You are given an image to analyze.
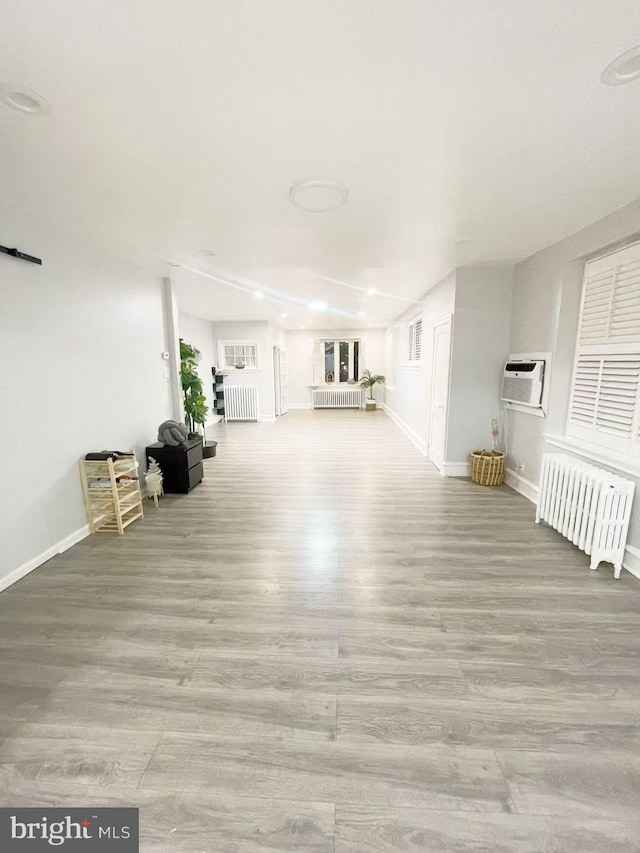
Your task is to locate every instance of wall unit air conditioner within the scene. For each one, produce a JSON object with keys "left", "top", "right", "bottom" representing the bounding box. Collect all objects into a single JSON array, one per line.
[{"left": 501, "top": 360, "right": 545, "bottom": 408}]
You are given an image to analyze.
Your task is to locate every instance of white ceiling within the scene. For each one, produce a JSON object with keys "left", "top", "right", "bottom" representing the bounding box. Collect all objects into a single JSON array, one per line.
[{"left": 2, "top": 0, "right": 640, "bottom": 329}]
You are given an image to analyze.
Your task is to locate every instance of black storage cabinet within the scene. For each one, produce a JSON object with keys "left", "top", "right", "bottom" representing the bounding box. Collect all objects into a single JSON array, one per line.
[{"left": 145, "top": 438, "right": 203, "bottom": 494}]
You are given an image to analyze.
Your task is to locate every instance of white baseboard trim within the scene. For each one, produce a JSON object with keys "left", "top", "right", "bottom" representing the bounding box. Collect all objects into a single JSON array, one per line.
[
  {"left": 623, "top": 544, "right": 640, "bottom": 580},
  {"left": 0, "top": 523, "right": 90, "bottom": 594},
  {"left": 441, "top": 462, "right": 470, "bottom": 477},
  {"left": 382, "top": 404, "right": 427, "bottom": 456},
  {"left": 504, "top": 467, "right": 540, "bottom": 503},
  {"left": 504, "top": 467, "right": 639, "bottom": 581}
]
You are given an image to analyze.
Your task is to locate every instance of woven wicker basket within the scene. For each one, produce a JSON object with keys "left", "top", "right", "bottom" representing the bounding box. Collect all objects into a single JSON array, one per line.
[{"left": 470, "top": 450, "right": 505, "bottom": 486}]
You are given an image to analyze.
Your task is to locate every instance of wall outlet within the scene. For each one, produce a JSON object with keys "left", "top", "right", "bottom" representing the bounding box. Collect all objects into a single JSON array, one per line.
[{"left": 516, "top": 462, "right": 525, "bottom": 475}]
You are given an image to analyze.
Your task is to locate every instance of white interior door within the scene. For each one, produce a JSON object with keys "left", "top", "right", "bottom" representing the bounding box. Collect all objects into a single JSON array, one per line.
[
  {"left": 428, "top": 317, "right": 452, "bottom": 471},
  {"left": 279, "top": 348, "right": 289, "bottom": 415},
  {"left": 274, "top": 346, "right": 288, "bottom": 417},
  {"left": 273, "top": 346, "right": 282, "bottom": 417}
]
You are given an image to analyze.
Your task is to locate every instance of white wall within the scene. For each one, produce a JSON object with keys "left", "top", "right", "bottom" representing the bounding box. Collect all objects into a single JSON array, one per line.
[
  {"left": 178, "top": 313, "right": 217, "bottom": 425},
  {"left": 211, "top": 320, "right": 278, "bottom": 420},
  {"left": 385, "top": 273, "right": 456, "bottom": 453},
  {"left": 508, "top": 198, "right": 640, "bottom": 569},
  {"left": 0, "top": 205, "right": 173, "bottom": 589},
  {"left": 285, "top": 328, "right": 386, "bottom": 409}
]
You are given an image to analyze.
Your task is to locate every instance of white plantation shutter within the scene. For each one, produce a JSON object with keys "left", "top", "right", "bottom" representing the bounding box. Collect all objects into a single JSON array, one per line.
[
  {"left": 568, "top": 242, "right": 640, "bottom": 453},
  {"left": 415, "top": 319, "right": 423, "bottom": 360},
  {"left": 612, "top": 258, "right": 640, "bottom": 339},
  {"left": 408, "top": 316, "right": 423, "bottom": 361}
]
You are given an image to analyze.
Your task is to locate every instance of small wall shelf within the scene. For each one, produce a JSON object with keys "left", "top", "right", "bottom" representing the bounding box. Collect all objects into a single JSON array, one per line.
[{"left": 79, "top": 455, "right": 144, "bottom": 534}]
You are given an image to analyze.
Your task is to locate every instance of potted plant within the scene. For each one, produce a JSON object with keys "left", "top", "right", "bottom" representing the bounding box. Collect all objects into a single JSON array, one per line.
[
  {"left": 359, "top": 369, "right": 385, "bottom": 411},
  {"left": 179, "top": 339, "right": 217, "bottom": 456}
]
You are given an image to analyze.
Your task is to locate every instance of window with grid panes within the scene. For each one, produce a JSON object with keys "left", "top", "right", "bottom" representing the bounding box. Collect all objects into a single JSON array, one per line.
[
  {"left": 321, "top": 339, "right": 360, "bottom": 383},
  {"left": 219, "top": 341, "right": 260, "bottom": 370}
]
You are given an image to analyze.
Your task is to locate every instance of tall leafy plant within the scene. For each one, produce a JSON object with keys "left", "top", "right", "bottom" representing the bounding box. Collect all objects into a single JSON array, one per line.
[
  {"left": 180, "top": 339, "right": 208, "bottom": 436},
  {"left": 359, "top": 369, "right": 385, "bottom": 399}
]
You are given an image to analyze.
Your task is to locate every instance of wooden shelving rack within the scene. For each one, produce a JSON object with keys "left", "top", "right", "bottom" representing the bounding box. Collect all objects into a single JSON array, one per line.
[{"left": 79, "top": 454, "right": 144, "bottom": 534}]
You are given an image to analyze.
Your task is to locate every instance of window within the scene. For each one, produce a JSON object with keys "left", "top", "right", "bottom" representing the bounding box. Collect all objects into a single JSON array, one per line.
[
  {"left": 322, "top": 339, "right": 360, "bottom": 383},
  {"left": 408, "top": 317, "right": 423, "bottom": 361},
  {"left": 218, "top": 341, "right": 260, "bottom": 370},
  {"left": 567, "top": 242, "right": 640, "bottom": 455}
]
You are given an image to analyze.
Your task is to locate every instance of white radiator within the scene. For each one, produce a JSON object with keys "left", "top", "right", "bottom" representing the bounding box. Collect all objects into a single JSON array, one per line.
[
  {"left": 225, "top": 385, "right": 259, "bottom": 421},
  {"left": 535, "top": 453, "right": 634, "bottom": 578},
  {"left": 312, "top": 387, "right": 363, "bottom": 409}
]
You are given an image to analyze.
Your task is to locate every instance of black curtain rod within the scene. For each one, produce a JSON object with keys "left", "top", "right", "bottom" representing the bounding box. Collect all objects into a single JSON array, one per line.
[{"left": 0, "top": 244, "right": 43, "bottom": 265}]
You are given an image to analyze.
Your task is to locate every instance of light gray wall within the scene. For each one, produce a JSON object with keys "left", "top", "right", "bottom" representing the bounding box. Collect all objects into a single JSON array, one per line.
[
  {"left": 386, "top": 266, "right": 512, "bottom": 465},
  {"left": 178, "top": 313, "right": 217, "bottom": 426},
  {"left": 447, "top": 266, "right": 513, "bottom": 464},
  {"left": 508, "top": 198, "right": 640, "bottom": 556},
  {"left": 385, "top": 273, "right": 456, "bottom": 452},
  {"left": 0, "top": 204, "right": 173, "bottom": 587}
]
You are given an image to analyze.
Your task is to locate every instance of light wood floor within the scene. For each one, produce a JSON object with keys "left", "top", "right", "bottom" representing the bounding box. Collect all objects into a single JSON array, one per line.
[{"left": 1, "top": 410, "right": 640, "bottom": 851}]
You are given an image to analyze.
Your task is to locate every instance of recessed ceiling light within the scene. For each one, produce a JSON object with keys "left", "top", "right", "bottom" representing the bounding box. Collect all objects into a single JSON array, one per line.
[
  {"left": 309, "top": 300, "right": 327, "bottom": 311},
  {"left": 366, "top": 287, "right": 377, "bottom": 295},
  {"left": 602, "top": 45, "right": 640, "bottom": 85},
  {"left": 198, "top": 249, "right": 217, "bottom": 257},
  {"left": 358, "top": 311, "right": 366, "bottom": 317},
  {"left": 454, "top": 238, "right": 472, "bottom": 247},
  {"left": 281, "top": 312, "right": 288, "bottom": 319},
  {"left": 254, "top": 291, "right": 265, "bottom": 300},
  {"left": 0, "top": 85, "right": 50, "bottom": 115},
  {"left": 289, "top": 180, "right": 349, "bottom": 213},
  {"left": 301, "top": 325, "right": 306, "bottom": 329}
]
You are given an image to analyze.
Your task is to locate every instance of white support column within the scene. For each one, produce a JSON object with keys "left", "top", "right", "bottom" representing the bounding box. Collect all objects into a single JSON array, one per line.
[{"left": 162, "top": 276, "right": 184, "bottom": 423}]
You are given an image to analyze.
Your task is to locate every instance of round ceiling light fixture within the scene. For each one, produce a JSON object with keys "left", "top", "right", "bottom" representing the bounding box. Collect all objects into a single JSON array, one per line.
[
  {"left": 0, "top": 84, "right": 50, "bottom": 115},
  {"left": 602, "top": 45, "right": 640, "bottom": 85},
  {"left": 289, "top": 180, "right": 349, "bottom": 213}
]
